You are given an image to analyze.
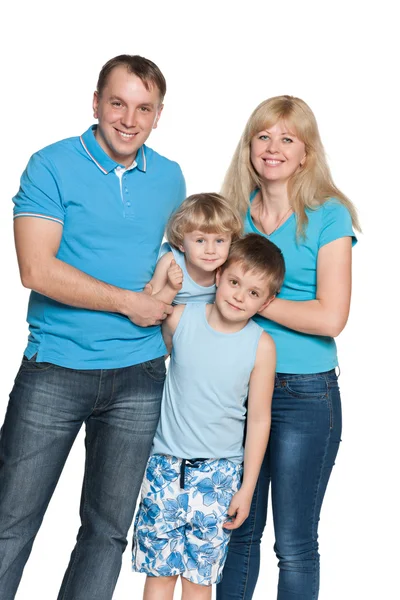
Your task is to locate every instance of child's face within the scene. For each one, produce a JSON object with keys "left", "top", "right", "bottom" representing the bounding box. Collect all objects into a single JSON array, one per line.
[
  {"left": 179, "top": 231, "right": 232, "bottom": 273},
  {"left": 215, "top": 262, "right": 273, "bottom": 323}
]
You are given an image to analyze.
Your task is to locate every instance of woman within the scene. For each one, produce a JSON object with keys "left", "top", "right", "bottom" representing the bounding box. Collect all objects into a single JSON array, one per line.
[{"left": 217, "top": 96, "right": 360, "bottom": 600}]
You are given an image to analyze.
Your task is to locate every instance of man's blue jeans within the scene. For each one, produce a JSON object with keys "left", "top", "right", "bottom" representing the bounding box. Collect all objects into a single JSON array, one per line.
[
  {"left": 0, "top": 354, "right": 166, "bottom": 600},
  {"left": 217, "top": 370, "right": 341, "bottom": 600}
]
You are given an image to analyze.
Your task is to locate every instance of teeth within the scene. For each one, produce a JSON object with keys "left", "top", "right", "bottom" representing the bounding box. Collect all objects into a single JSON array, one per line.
[
  {"left": 265, "top": 159, "right": 281, "bottom": 165},
  {"left": 119, "top": 131, "right": 135, "bottom": 138}
]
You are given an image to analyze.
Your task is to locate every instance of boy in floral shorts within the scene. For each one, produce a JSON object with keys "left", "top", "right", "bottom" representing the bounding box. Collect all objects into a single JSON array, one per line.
[{"left": 132, "top": 235, "right": 285, "bottom": 599}]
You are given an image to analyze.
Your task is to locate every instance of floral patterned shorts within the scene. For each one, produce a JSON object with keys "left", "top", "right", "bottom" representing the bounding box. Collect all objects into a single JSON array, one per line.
[{"left": 132, "top": 453, "right": 243, "bottom": 586}]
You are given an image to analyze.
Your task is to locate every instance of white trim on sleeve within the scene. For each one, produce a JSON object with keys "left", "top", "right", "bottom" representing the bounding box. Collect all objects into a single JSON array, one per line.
[{"left": 13, "top": 213, "right": 64, "bottom": 225}]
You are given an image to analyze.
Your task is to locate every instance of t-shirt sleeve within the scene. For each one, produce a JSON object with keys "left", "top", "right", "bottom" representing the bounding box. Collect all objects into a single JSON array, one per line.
[
  {"left": 318, "top": 200, "right": 357, "bottom": 249},
  {"left": 12, "top": 152, "right": 65, "bottom": 225}
]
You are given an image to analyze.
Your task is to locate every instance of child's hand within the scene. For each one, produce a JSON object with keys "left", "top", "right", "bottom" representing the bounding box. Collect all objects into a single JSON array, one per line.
[
  {"left": 167, "top": 260, "right": 183, "bottom": 291},
  {"left": 223, "top": 488, "right": 253, "bottom": 530}
]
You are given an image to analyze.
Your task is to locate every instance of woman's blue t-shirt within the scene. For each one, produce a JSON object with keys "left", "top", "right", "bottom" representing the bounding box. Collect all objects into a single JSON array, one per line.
[{"left": 245, "top": 193, "right": 357, "bottom": 374}]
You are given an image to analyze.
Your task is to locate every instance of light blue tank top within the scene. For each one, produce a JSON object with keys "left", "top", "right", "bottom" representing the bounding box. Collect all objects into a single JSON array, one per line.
[
  {"left": 245, "top": 193, "right": 357, "bottom": 374},
  {"left": 158, "top": 242, "right": 216, "bottom": 304},
  {"left": 152, "top": 303, "right": 264, "bottom": 461}
]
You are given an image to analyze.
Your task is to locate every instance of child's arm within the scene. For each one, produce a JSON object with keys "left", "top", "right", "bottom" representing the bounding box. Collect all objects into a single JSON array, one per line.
[
  {"left": 224, "top": 332, "right": 276, "bottom": 530},
  {"left": 161, "top": 304, "right": 186, "bottom": 354},
  {"left": 145, "top": 252, "right": 183, "bottom": 304}
]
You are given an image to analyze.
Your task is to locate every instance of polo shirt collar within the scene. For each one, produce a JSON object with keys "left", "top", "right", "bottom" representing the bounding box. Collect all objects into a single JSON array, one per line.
[{"left": 80, "top": 125, "right": 147, "bottom": 174}]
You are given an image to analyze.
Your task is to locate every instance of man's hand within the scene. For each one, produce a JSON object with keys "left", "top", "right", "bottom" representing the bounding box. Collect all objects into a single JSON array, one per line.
[
  {"left": 223, "top": 488, "right": 253, "bottom": 530},
  {"left": 123, "top": 290, "right": 173, "bottom": 327},
  {"left": 166, "top": 259, "right": 183, "bottom": 291}
]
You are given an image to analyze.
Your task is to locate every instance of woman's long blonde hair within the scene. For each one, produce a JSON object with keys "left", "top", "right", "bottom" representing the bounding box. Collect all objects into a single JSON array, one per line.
[{"left": 221, "top": 95, "right": 361, "bottom": 236}]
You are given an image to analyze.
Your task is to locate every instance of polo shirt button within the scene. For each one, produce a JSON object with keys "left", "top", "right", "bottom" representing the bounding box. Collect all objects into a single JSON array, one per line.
[
  {"left": 125, "top": 189, "right": 129, "bottom": 193},
  {"left": 127, "top": 202, "right": 131, "bottom": 207}
]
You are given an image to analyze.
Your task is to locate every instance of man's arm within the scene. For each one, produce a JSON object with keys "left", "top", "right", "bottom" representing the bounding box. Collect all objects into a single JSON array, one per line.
[
  {"left": 14, "top": 217, "right": 172, "bottom": 327},
  {"left": 224, "top": 332, "right": 276, "bottom": 529},
  {"left": 146, "top": 252, "right": 183, "bottom": 304}
]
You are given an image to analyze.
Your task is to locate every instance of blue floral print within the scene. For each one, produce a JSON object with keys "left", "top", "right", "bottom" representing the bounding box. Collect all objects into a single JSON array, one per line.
[
  {"left": 132, "top": 454, "right": 242, "bottom": 585},
  {"left": 140, "top": 498, "right": 160, "bottom": 525},
  {"left": 186, "top": 541, "right": 221, "bottom": 578},
  {"left": 196, "top": 472, "right": 234, "bottom": 507},
  {"left": 136, "top": 527, "right": 168, "bottom": 560},
  {"left": 146, "top": 454, "right": 179, "bottom": 490},
  {"left": 163, "top": 494, "right": 189, "bottom": 525},
  {"left": 192, "top": 510, "right": 218, "bottom": 541},
  {"left": 166, "top": 551, "right": 186, "bottom": 572}
]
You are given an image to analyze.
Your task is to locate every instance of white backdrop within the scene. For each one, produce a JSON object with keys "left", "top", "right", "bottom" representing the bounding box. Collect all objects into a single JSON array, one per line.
[{"left": 1, "top": 1, "right": 398, "bottom": 598}]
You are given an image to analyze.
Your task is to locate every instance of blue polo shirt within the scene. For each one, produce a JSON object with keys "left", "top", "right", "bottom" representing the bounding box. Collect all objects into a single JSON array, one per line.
[
  {"left": 13, "top": 125, "right": 186, "bottom": 369},
  {"left": 245, "top": 192, "right": 357, "bottom": 374}
]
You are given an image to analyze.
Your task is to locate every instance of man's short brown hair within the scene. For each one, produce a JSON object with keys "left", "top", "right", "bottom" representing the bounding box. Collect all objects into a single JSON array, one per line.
[{"left": 97, "top": 55, "right": 166, "bottom": 102}]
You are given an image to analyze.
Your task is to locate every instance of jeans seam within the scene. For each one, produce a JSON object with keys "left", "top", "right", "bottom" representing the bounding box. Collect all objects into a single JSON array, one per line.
[
  {"left": 324, "top": 375, "right": 334, "bottom": 430},
  {"left": 241, "top": 480, "right": 261, "bottom": 600},
  {"left": 310, "top": 421, "right": 331, "bottom": 600},
  {"left": 93, "top": 370, "right": 104, "bottom": 410},
  {"left": 59, "top": 431, "right": 91, "bottom": 599}
]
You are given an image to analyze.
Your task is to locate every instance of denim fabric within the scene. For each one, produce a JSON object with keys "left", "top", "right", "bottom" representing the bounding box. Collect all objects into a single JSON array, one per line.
[
  {"left": 0, "top": 355, "right": 166, "bottom": 600},
  {"left": 217, "top": 370, "right": 341, "bottom": 600}
]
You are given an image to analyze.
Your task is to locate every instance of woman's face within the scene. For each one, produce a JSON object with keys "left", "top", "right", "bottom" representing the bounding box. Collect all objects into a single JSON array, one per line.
[{"left": 250, "top": 120, "right": 306, "bottom": 185}]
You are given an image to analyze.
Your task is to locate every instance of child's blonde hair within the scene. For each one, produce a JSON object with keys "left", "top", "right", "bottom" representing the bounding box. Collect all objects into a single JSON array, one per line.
[{"left": 166, "top": 193, "right": 243, "bottom": 249}]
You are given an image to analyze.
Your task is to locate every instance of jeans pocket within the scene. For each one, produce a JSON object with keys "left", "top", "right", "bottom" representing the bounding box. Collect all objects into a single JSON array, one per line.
[
  {"left": 20, "top": 354, "right": 56, "bottom": 372},
  {"left": 141, "top": 357, "right": 167, "bottom": 382},
  {"left": 284, "top": 377, "right": 328, "bottom": 399}
]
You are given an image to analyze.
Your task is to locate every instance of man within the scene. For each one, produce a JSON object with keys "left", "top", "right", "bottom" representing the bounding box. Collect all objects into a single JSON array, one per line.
[{"left": 0, "top": 55, "right": 185, "bottom": 600}]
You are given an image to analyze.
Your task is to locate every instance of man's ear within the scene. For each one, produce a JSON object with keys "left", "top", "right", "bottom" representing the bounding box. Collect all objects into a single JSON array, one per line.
[
  {"left": 153, "top": 104, "right": 164, "bottom": 129},
  {"left": 258, "top": 294, "right": 275, "bottom": 313},
  {"left": 93, "top": 91, "right": 99, "bottom": 119}
]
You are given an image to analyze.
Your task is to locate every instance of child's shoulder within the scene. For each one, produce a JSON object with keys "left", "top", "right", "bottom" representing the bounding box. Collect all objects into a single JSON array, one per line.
[
  {"left": 158, "top": 242, "right": 186, "bottom": 267},
  {"left": 172, "top": 303, "right": 187, "bottom": 319},
  {"left": 157, "top": 250, "right": 174, "bottom": 266},
  {"left": 158, "top": 241, "right": 174, "bottom": 262},
  {"left": 255, "top": 331, "right": 276, "bottom": 361},
  {"left": 171, "top": 302, "right": 207, "bottom": 329},
  {"left": 166, "top": 302, "right": 190, "bottom": 328},
  {"left": 163, "top": 303, "right": 187, "bottom": 341}
]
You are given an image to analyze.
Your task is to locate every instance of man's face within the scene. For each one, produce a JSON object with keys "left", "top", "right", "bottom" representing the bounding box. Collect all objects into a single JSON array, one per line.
[{"left": 93, "top": 65, "right": 163, "bottom": 167}]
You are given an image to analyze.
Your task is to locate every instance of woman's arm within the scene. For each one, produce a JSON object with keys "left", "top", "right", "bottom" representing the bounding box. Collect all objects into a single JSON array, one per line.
[{"left": 259, "top": 237, "right": 352, "bottom": 337}]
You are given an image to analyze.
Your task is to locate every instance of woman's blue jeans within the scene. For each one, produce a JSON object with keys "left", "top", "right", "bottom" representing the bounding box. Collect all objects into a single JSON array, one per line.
[
  {"left": 0, "top": 355, "right": 166, "bottom": 600},
  {"left": 217, "top": 370, "right": 341, "bottom": 600}
]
